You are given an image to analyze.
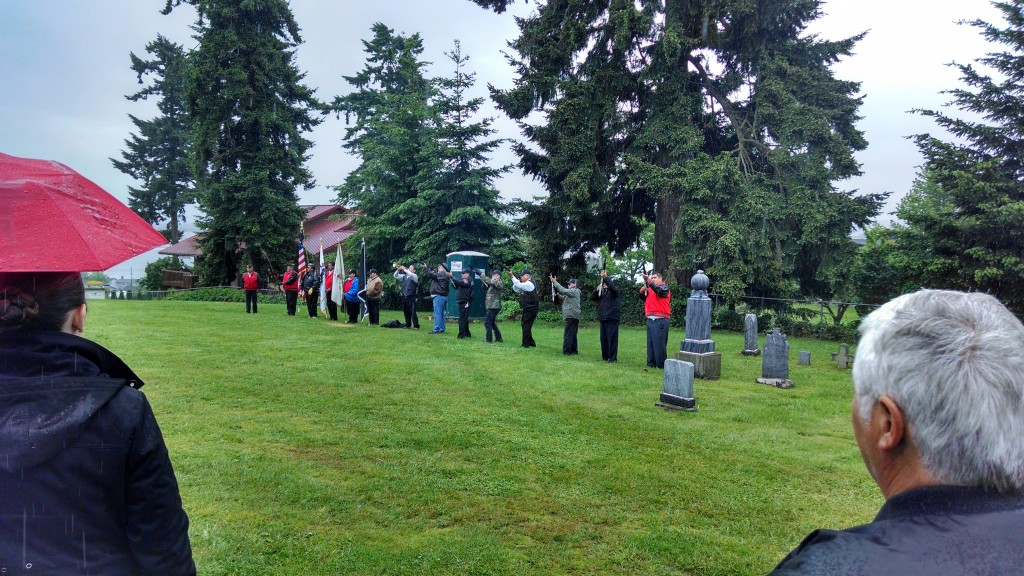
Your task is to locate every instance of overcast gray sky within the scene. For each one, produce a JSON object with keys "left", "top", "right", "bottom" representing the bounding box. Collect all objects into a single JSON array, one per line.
[{"left": 0, "top": 1, "right": 1002, "bottom": 277}]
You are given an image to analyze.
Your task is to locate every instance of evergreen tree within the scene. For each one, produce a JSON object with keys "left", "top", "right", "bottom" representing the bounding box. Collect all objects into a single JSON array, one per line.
[
  {"left": 407, "top": 40, "right": 511, "bottom": 258},
  {"left": 111, "top": 35, "right": 194, "bottom": 244},
  {"left": 333, "top": 23, "right": 435, "bottom": 266},
  {"left": 910, "top": 0, "right": 1024, "bottom": 313},
  {"left": 163, "top": 0, "right": 321, "bottom": 285},
  {"left": 473, "top": 0, "right": 883, "bottom": 301}
]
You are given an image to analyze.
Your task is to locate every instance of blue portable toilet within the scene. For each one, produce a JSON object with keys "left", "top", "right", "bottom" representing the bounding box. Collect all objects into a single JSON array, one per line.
[{"left": 445, "top": 251, "right": 489, "bottom": 320}]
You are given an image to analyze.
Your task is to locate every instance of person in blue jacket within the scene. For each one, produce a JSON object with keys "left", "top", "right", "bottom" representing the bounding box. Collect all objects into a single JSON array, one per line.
[
  {"left": 0, "top": 271, "right": 195, "bottom": 575},
  {"left": 343, "top": 269, "right": 361, "bottom": 324}
]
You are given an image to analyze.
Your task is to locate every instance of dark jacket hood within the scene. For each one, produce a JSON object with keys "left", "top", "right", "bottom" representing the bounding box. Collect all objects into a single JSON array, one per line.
[{"left": 0, "top": 330, "right": 145, "bottom": 472}]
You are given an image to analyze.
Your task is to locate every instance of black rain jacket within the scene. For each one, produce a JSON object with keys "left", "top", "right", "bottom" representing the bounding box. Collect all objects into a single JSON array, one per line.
[{"left": 0, "top": 330, "right": 195, "bottom": 575}]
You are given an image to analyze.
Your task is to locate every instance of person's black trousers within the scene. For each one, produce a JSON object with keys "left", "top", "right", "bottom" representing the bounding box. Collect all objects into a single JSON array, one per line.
[
  {"left": 306, "top": 292, "right": 319, "bottom": 317},
  {"left": 367, "top": 299, "right": 380, "bottom": 325},
  {"left": 646, "top": 317, "right": 669, "bottom": 368},
  {"left": 485, "top": 309, "right": 502, "bottom": 342},
  {"left": 245, "top": 290, "right": 258, "bottom": 313},
  {"left": 345, "top": 299, "right": 359, "bottom": 323},
  {"left": 403, "top": 295, "right": 419, "bottom": 328},
  {"left": 562, "top": 318, "right": 579, "bottom": 355},
  {"left": 599, "top": 320, "right": 619, "bottom": 361},
  {"left": 457, "top": 301, "right": 472, "bottom": 338},
  {"left": 285, "top": 290, "right": 298, "bottom": 315},
  {"left": 326, "top": 298, "right": 338, "bottom": 321},
  {"left": 520, "top": 306, "right": 538, "bottom": 347}
]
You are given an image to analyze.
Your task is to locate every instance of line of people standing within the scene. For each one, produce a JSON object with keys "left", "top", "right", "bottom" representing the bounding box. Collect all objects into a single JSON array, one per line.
[{"left": 279, "top": 260, "right": 671, "bottom": 370}]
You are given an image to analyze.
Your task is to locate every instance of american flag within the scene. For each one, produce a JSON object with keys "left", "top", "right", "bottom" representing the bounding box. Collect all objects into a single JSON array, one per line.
[
  {"left": 297, "top": 226, "right": 307, "bottom": 276},
  {"left": 297, "top": 226, "right": 307, "bottom": 300}
]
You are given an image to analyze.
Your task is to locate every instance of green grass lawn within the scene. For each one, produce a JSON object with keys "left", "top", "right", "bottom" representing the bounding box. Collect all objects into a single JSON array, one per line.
[{"left": 86, "top": 300, "right": 879, "bottom": 575}]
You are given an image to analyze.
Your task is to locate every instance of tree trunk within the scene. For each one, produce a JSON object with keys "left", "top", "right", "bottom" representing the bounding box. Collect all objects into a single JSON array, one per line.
[{"left": 653, "top": 192, "right": 679, "bottom": 280}]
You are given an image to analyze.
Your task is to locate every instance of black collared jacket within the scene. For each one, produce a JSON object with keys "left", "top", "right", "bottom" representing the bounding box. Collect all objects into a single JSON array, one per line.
[{"left": 769, "top": 485, "right": 1024, "bottom": 575}]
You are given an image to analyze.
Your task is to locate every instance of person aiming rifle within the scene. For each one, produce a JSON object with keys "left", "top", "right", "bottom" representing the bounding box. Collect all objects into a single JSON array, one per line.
[
  {"left": 509, "top": 268, "right": 539, "bottom": 348},
  {"left": 392, "top": 262, "right": 420, "bottom": 329}
]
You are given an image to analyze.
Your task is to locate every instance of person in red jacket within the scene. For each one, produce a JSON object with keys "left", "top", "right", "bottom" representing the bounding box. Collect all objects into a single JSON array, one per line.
[
  {"left": 640, "top": 271, "right": 671, "bottom": 368},
  {"left": 242, "top": 264, "right": 260, "bottom": 314},
  {"left": 281, "top": 264, "right": 299, "bottom": 316}
]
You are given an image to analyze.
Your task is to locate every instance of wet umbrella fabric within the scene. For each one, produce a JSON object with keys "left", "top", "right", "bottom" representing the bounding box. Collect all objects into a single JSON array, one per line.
[{"left": 0, "top": 152, "right": 167, "bottom": 272}]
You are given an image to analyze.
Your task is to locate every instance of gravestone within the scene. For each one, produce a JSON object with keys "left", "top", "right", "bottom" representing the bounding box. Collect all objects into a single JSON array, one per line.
[
  {"left": 756, "top": 328, "right": 794, "bottom": 388},
  {"left": 798, "top": 351, "right": 811, "bottom": 365},
  {"left": 656, "top": 359, "right": 697, "bottom": 411},
  {"left": 831, "top": 343, "right": 855, "bottom": 369},
  {"left": 742, "top": 313, "right": 760, "bottom": 356},
  {"left": 675, "top": 270, "right": 722, "bottom": 379}
]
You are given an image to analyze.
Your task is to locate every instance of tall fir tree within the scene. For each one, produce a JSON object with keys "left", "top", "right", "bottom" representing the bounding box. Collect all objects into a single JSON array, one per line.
[
  {"left": 163, "top": 0, "right": 321, "bottom": 285},
  {"left": 111, "top": 35, "right": 194, "bottom": 245},
  {"left": 407, "top": 40, "right": 511, "bottom": 259},
  {"left": 910, "top": 0, "right": 1024, "bottom": 313},
  {"left": 473, "top": 0, "right": 883, "bottom": 301},
  {"left": 333, "top": 23, "right": 435, "bottom": 266}
]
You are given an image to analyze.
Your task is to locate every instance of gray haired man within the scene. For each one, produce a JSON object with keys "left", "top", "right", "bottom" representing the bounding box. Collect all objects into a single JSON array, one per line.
[{"left": 770, "top": 289, "right": 1024, "bottom": 575}]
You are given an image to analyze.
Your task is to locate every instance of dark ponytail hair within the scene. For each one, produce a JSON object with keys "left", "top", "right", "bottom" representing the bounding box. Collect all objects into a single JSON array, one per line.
[{"left": 0, "top": 272, "right": 85, "bottom": 332}]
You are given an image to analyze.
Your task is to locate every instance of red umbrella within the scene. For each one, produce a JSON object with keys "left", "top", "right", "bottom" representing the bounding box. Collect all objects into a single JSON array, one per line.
[{"left": 0, "top": 152, "right": 168, "bottom": 272}]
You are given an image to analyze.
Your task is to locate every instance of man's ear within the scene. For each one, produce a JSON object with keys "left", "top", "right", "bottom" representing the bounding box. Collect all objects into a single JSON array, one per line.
[
  {"left": 68, "top": 303, "right": 88, "bottom": 334},
  {"left": 876, "top": 395, "right": 906, "bottom": 451}
]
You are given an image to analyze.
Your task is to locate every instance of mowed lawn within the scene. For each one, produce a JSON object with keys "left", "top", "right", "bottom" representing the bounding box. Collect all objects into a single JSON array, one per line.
[{"left": 86, "top": 299, "right": 879, "bottom": 575}]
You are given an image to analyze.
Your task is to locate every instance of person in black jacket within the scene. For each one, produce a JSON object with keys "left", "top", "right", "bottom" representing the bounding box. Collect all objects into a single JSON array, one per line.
[
  {"left": 591, "top": 270, "right": 621, "bottom": 362},
  {"left": 452, "top": 269, "right": 475, "bottom": 339},
  {"left": 301, "top": 265, "right": 321, "bottom": 318},
  {"left": 770, "top": 290, "right": 1024, "bottom": 575},
  {"left": 0, "top": 271, "right": 195, "bottom": 575}
]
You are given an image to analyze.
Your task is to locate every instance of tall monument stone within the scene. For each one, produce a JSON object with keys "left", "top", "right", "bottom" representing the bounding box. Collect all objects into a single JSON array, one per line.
[
  {"left": 742, "top": 313, "right": 760, "bottom": 355},
  {"left": 675, "top": 270, "right": 722, "bottom": 379}
]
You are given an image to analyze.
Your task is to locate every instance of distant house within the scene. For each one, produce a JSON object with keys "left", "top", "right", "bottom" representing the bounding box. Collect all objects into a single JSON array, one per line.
[{"left": 160, "top": 204, "right": 359, "bottom": 263}]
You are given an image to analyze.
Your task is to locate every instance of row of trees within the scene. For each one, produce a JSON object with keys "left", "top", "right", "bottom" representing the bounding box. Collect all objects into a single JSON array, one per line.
[
  {"left": 844, "top": 1, "right": 1024, "bottom": 315},
  {"left": 113, "top": 0, "right": 1023, "bottom": 314}
]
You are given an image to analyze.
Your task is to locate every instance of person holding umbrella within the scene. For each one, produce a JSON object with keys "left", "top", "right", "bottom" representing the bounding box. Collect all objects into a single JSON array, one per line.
[{"left": 0, "top": 153, "right": 195, "bottom": 574}]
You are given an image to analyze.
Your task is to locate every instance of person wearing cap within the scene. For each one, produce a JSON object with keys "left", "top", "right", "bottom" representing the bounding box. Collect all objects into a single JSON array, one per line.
[
  {"left": 640, "top": 271, "right": 671, "bottom": 368},
  {"left": 242, "top": 263, "right": 260, "bottom": 314},
  {"left": 452, "top": 269, "right": 475, "bottom": 338},
  {"left": 301, "top": 263, "right": 321, "bottom": 318},
  {"left": 550, "top": 275, "right": 582, "bottom": 355},
  {"left": 393, "top": 263, "right": 420, "bottom": 329},
  {"left": 343, "top": 269, "right": 361, "bottom": 324},
  {"left": 510, "top": 268, "right": 539, "bottom": 347},
  {"left": 324, "top": 262, "right": 338, "bottom": 321},
  {"left": 592, "top": 270, "right": 621, "bottom": 362},
  {"left": 480, "top": 270, "right": 504, "bottom": 343},
  {"left": 281, "top": 264, "right": 299, "bottom": 316},
  {"left": 364, "top": 269, "right": 383, "bottom": 325},
  {"left": 0, "top": 272, "right": 196, "bottom": 574},
  {"left": 424, "top": 263, "right": 451, "bottom": 334}
]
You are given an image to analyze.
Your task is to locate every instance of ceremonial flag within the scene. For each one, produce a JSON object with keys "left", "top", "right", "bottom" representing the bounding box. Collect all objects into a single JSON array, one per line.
[
  {"left": 297, "top": 226, "right": 307, "bottom": 301},
  {"left": 331, "top": 244, "right": 345, "bottom": 306},
  {"left": 358, "top": 238, "right": 368, "bottom": 321},
  {"left": 319, "top": 241, "right": 327, "bottom": 316}
]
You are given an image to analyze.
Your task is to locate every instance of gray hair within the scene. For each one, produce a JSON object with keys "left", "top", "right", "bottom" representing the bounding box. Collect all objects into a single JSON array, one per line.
[{"left": 853, "top": 289, "right": 1024, "bottom": 492}]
